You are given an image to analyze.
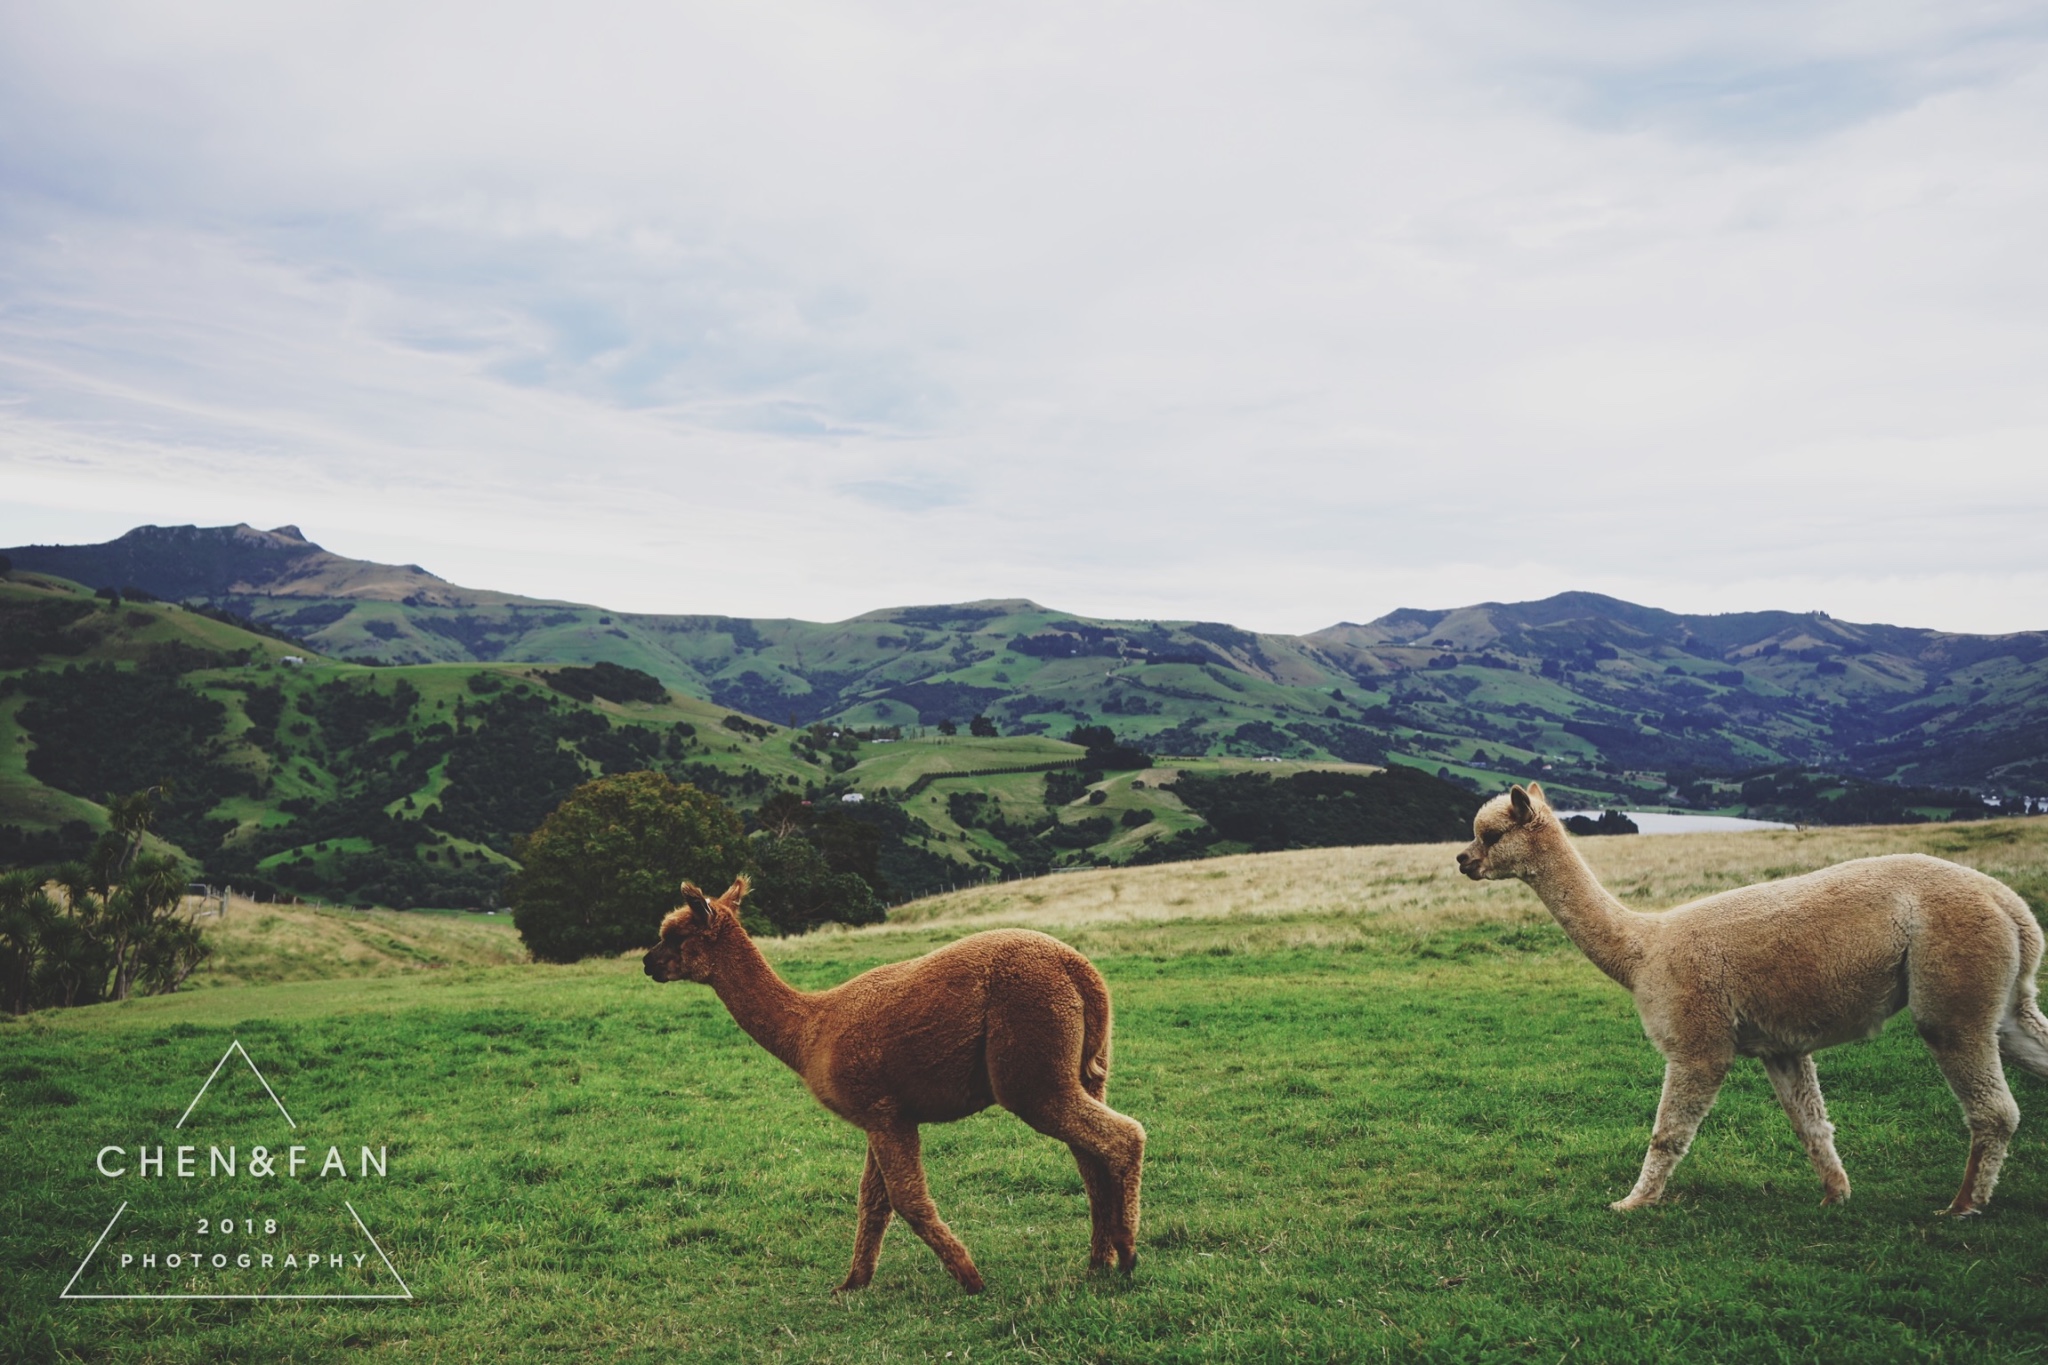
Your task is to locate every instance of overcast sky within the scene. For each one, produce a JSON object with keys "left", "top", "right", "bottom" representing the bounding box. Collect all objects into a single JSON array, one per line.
[{"left": 3, "top": 2, "right": 2046, "bottom": 634}]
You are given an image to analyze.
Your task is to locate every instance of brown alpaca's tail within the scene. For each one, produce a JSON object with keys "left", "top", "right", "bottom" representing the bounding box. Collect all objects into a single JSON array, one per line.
[{"left": 1064, "top": 955, "right": 1114, "bottom": 1101}]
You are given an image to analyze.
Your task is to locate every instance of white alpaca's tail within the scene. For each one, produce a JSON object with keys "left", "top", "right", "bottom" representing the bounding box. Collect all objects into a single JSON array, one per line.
[
  {"left": 2001, "top": 999, "right": 2048, "bottom": 1080},
  {"left": 1994, "top": 884, "right": 2048, "bottom": 1080}
]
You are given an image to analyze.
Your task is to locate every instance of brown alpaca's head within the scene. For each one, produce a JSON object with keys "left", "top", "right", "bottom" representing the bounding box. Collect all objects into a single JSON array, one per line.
[
  {"left": 643, "top": 877, "right": 750, "bottom": 983},
  {"left": 1457, "top": 782, "right": 1552, "bottom": 881}
]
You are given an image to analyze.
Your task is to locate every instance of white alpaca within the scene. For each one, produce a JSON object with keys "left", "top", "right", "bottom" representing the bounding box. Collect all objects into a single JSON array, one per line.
[{"left": 1458, "top": 783, "right": 2048, "bottom": 1213}]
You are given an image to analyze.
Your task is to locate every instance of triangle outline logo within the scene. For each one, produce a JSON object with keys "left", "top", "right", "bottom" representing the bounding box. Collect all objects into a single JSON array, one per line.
[
  {"left": 57, "top": 1039, "right": 414, "bottom": 1302},
  {"left": 177, "top": 1039, "right": 297, "bottom": 1130}
]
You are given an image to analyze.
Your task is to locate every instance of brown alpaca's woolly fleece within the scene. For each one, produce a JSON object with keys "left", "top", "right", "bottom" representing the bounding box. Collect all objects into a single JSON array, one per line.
[
  {"left": 1460, "top": 783, "right": 2048, "bottom": 1215},
  {"left": 643, "top": 877, "right": 1145, "bottom": 1293}
]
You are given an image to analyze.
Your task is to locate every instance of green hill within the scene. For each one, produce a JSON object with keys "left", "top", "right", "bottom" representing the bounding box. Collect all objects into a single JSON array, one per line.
[
  {"left": 0, "top": 572, "right": 1480, "bottom": 909},
  {"left": 9, "top": 524, "right": 2045, "bottom": 819}
]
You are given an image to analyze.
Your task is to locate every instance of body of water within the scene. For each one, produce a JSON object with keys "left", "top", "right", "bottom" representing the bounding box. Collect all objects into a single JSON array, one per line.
[{"left": 1557, "top": 810, "right": 1796, "bottom": 835}]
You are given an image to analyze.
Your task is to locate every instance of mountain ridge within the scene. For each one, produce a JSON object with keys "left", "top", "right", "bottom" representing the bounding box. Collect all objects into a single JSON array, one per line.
[{"left": 8, "top": 523, "right": 2048, "bottom": 799}]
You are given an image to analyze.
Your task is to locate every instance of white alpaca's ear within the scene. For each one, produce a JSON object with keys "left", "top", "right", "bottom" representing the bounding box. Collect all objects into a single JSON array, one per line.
[
  {"left": 1509, "top": 785, "right": 1534, "bottom": 823},
  {"left": 1526, "top": 781, "right": 1548, "bottom": 809}
]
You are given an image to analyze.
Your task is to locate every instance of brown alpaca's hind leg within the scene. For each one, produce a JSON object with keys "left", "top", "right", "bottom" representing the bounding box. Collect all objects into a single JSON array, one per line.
[
  {"left": 1011, "top": 1092, "right": 1145, "bottom": 1272},
  {"left": 868, "top": 1125, "right": 984, "bottom": 1293},
  {"left": 1922, "top": 1035, "right": 2020, "bottom": 1215},
  {"left": 836, "top": 1143, "right": 893, "bottom": 1293},
  {"left": 1068, "top": 1145, "right": 1116, "bottom": 1268},
  {"left": 987, "top": 1003, "right": 1146, "bottom": 1272},
  {"left": 1762, "top": 1054, "right": 1851, "bottom": 1204}
]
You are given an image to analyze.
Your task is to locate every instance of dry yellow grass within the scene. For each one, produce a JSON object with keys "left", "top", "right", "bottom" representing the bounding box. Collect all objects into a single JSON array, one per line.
[
  {"left": 186, "top": 897, "right": 527, "bottom": 988},
  {"left": 170, "top": 820, "right": 2048, "bottom": 984},
  {"left": 788, "top": 817, "right": 2048, "bottom": 963}
]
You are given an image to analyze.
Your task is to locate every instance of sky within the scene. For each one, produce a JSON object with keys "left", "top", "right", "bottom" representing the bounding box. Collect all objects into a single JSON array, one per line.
[{"left": 2, "top": 1, "right": 2047, "bottom": 635}]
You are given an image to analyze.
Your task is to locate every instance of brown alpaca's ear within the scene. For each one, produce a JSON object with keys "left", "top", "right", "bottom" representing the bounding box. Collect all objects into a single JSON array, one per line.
[
  {"left": 718, "top": 875, "right": 750, "bottom": 909},
  {"left": 1509, "top": 785, "right": 1534, "bottom": 823},
  {"left": 680, "top": 882, "right": 715, "bottom": 930}
]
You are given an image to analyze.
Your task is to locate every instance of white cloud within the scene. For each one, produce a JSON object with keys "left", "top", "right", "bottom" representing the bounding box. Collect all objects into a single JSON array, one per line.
[{"left": 2, "top": 0, "right": 2046, "bottom": 633}]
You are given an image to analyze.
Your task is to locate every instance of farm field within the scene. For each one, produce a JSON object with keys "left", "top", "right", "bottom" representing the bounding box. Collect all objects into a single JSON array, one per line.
[
  {"left": 181, "top": 898, "right": 526, "bottom": 989},
  {"left": 5, "top": 820, "right": 2048, "bottom": 1362}
]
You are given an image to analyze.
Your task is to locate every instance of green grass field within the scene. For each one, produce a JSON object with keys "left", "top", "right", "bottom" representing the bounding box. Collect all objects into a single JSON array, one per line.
[{"left": 7, "top": 826, "right": 2048, "bottom": 1361}]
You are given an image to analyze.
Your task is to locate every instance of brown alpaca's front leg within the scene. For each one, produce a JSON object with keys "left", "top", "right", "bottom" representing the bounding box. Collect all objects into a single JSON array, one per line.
[
  {"left": 869, "top": 1126, "right": 984, "bottom": 1293},
  {"left": 1612, "top": 1055, "right": 1729, "bottom": 1211},
  {"left": 836, "top": 1143, "right": 893, "bottom": 1293}
]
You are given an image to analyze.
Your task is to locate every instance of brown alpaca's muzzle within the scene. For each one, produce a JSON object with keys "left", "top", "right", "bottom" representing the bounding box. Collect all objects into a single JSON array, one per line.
[{"left": 643, "top": 942, "right": 684, "bottom": 981}]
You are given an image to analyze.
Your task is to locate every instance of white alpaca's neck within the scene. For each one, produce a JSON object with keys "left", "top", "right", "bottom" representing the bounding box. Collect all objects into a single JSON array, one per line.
[{"left": 1521, "top": 823, "right": 1648, "bottom": 990}]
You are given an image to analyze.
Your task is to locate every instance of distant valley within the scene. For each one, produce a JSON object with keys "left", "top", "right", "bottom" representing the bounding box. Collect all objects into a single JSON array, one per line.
[
  {"left": 2, "top": 522, "right": 2042, "bottom": 913},
  {"left": 11, "top": 522, "right": 2047, "bottom": 803}
]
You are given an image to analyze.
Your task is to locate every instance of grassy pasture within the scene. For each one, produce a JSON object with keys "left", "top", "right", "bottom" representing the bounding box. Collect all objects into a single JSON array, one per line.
[
  {"left": 183, "top": 898, "right": 527, "bottom": 990},
  {"left": 5, "top": 822, "right": 2048, "bottom": 1361}
]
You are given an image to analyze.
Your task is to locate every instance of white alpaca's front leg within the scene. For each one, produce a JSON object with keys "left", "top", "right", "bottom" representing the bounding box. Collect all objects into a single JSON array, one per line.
[
  {"left": 1762, "top": 1053, "right": 1851, "bottom": 1204},
  {"left": 1613, "top": 1056, "right": 1729, "bottom": 1211}
]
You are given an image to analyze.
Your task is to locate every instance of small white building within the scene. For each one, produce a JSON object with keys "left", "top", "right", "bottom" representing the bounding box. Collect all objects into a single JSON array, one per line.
[{"left": 839, "top": 792, "right": 866, "bottom": 804}]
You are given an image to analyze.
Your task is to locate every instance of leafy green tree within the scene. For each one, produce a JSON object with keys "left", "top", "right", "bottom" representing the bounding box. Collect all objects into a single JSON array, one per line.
[
  {"left": 936, "top": 719, "right": 957, "bottom": 736},
  {"left": 0, "top": 870, "right": 59, "bottom": 1015},
  {"left": 745, "top": 833, "right": 881, "bottom": 937},
  {"left": 508, "top": 771, "right": 748, "bottom": 962},
  {"left": 969, "top": 714, "right": 998, "bottom": 737},
  {"left": 49, "top": 848, "right": 201, "bottom": 1003},
  {"left": 1, "top": 794, "right": 207, "bottom": 1011}
]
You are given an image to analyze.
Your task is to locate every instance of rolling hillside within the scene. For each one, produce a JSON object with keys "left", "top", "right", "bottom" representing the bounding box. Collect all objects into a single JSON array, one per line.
[
  {"left": 9, "top": 524, "right": 2046, "bottom": 815},
  {"left": 0, "top": 571, "right": 1478, "bottom": 909}
]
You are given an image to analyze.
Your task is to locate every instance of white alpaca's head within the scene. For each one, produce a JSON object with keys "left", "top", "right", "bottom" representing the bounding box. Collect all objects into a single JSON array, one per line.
[{"left": 1456, "top": 783, "right": 1554, "bottom": 881}]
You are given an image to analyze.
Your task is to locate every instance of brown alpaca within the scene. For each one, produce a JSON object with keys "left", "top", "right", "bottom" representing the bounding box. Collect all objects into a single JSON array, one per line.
[
  {"left": 642, "top": 877, "right": 1145, "bottom": 1292},
  {"left": 1459, "top": 783, "right": 2048, "bottom": 1214}
]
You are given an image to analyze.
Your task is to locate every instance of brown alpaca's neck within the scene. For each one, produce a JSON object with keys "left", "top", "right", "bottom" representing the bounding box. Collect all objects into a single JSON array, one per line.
[
  {"left": 707, "top": 926, "right": 817, "bottom": 1072},
  {"left": 1522, "top": 824, "right": 1647, "bottom": 990}
]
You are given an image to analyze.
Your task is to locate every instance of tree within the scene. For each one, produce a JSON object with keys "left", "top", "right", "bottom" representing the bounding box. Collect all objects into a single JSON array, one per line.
[
  {"left": 745, "top": 833, "right": 881, "bottom": 937},
  {"left": 936, "top": 719, "right": 957, "bottom": 736},
  {"left": 0, "top": 870, "right": 59, "bottom": 1015},
  {"left": 1065, "top": 725, "right": 1152, "bottom": 770},
  {"left": 60, "top": 855, "right": 194, "bottom": 1001},
  {"left": 969, "top": 714, "right": 998, "bottom": 737},
  {"left": 508, "top": 771, "right": 748, "bottom": 963},
  {"left": 1565, "top": 810, "right": 1639, "bottom": 836}
]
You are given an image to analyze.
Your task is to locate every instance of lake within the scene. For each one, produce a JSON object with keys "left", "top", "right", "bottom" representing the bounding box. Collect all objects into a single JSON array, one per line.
[{"left": 1556, "top": 810, "right": 1796, "bottom": 835}]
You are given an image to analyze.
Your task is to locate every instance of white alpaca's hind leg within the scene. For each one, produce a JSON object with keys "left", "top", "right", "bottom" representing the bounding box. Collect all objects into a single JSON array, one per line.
[
  {"left": 1762, "top": 1054, "right": 1850, "bottom": 1204},
  {"left": 1925, "top": 1037, "right": 2020, "bottom": 1215},
  {"left": 1613, "top": 1055, "right": 1729, "bottom": 1212}
]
